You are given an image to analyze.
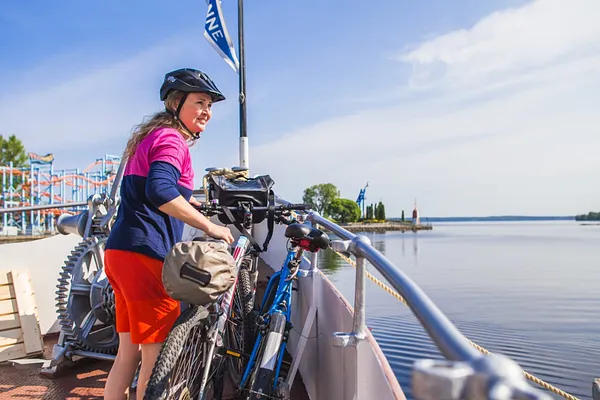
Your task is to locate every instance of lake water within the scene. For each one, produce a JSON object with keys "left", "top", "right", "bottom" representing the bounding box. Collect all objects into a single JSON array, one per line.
[{"left": 317, "top": 221, "right": 600, "bottom": 400}]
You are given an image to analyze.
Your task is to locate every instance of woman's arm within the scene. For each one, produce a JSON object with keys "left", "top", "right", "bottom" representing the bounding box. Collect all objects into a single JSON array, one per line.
[
  {"left": 159, "top": 196, "right": 233, "bottom": 243},
  {"left": 146, "top": 161, "right": 234, "bottom": 243},
  {"left": 159, "top": 195, "right": 212, "bottom": 231}
]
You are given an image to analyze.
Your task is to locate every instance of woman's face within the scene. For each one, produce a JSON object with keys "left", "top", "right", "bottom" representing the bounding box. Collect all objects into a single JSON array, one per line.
[{"left": 179, "top": 92, "right": 213, "bottom": 133}]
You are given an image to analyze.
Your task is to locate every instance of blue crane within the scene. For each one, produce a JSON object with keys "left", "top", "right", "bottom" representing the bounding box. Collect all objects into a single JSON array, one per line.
[{"left": 356, "top": 181, "right": 369, "bottom": 218}]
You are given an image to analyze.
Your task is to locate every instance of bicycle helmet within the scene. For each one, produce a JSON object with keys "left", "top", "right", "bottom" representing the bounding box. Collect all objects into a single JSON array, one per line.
[
  {"left": 160, "top": 68, "right": 225, "bottom": 102},
  {"left": 159, "top": 68, "right": 225, "bottom": 139}
]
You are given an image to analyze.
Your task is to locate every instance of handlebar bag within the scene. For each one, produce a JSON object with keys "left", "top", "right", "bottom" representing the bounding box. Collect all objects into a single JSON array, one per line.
[
  {"left": 162, "top": 238, "right": 236, "bottom": 306},
  {"left": 207, "top": 174, "right": 275, "bottom": 224}
]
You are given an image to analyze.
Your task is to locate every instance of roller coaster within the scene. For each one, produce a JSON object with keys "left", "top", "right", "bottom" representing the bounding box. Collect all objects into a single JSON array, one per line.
[{"left": 0, "top": 153, "right": 122, "bottom": 235}]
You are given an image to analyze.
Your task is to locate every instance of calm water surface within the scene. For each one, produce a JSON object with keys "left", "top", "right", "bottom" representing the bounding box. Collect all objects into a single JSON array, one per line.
[{"left": 317, "top": 221, "right": 600, "bottom": 399}]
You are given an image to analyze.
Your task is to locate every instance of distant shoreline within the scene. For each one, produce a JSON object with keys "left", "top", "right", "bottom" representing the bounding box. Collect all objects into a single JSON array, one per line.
[
  {"left": 389, "top": 216, "right": 575, "bottom": 222},
  {"left": 341, "top": 222, "right": 433, "bottom": 233}
]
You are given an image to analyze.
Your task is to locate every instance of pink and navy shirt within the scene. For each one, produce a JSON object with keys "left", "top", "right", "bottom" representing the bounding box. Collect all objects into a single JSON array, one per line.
[{"left": 106, "top": 127, "right": 195, "bottom": 261}]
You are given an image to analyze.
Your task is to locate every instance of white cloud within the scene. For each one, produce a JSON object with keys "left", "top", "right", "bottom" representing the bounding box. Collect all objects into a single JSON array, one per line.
[
  {"left": 399, "top": 0, "right": 600, "bottom": 91},
  {"left": 249, "top": 0, "right": 600, "bottom": 217},
  {"left": 0, "top": 43, "right": 172, "bottom": 153},
  {"left": 0, "top": 33, "right": 240, "bottom": 158}
]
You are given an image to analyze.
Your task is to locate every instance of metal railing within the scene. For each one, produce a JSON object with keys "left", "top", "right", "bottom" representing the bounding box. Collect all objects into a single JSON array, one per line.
[
  {"left": 301, "top": 208, "right": 553, "bottom": 400},
  {"left": 0, "top": 201, "right": 89, "bottom": 214}
]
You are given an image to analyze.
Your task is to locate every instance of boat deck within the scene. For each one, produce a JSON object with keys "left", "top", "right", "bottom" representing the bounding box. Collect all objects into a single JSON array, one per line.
[
  {"left": 0, "top": 334, "right": 109, "bottom": 399},
  {"left": 0, "top": 258, "right": 311, "bottom": 400},
  {"left": 0, "top": 335, "right": 310, "bottom": 400}
]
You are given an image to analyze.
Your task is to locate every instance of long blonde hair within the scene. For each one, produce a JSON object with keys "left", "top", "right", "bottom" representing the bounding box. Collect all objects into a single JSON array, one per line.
[{"left": 123, "top": 90, "right": 192, "bottom": 161}]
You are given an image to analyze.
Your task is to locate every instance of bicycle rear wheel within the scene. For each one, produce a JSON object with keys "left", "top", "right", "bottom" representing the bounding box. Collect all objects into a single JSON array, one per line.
[{"left": 143, "top": 305, "right": 211, "bottom": 400}]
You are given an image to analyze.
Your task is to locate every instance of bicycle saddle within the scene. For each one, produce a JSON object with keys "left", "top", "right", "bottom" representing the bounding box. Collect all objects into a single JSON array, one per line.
[{"left": 284, "top": 223, "right": 330, "bottom": 250}]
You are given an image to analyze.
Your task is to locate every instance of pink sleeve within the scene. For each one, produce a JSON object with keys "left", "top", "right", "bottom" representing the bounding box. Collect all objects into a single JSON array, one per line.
[{"left": 147, "top": 128, "right": 187, "bottom": 173}]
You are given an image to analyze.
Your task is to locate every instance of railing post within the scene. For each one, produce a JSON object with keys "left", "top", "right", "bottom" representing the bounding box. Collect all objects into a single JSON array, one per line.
[
  {"left": 352, "top": 255, "right": 366, "bottom": 338},
  {"left": 330, "top": 235, "right": 370, "bottom": 400}
]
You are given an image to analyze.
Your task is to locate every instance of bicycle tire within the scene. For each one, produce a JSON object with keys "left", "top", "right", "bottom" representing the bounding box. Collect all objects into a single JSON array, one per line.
[
  {"left": 227, "top": 264, "right": 256, "bottom": 384},
  {"left": 239, "top": 262, "right": 257, "bottom": 357},
  {"left": 143, "top": 305, "right": 210, "bottom": 400}
]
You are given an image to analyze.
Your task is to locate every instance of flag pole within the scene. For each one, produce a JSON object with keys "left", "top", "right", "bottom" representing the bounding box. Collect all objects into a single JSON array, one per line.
[
  {"left": 237, "top": 0, "right": 249, "bottom": 170},
  {"left": 203, "top": 0, "right": 246, "bottom": 168}
]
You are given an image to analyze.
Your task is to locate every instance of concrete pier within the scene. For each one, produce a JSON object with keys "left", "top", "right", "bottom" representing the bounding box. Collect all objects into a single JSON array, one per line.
[{"left": 341, "top": 222, "right": 433, "bottom": 233}]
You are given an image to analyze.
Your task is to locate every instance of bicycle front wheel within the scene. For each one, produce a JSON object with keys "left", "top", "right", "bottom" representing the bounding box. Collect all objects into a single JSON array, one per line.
[{"left": 143, "top": 305, "right": 210, "bottom": 400}]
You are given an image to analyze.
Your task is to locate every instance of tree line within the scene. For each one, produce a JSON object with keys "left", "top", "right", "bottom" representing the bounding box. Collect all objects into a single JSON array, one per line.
[
  {"left": 365, "top": 203, "right": 386, "bottom": 220},
  {"left": 0, "top": 134, "right": 28, "bottom": 168},
  {"left": 575, "top": 212, "right": 600, "bottom": 221},
  {"left": 302, "top": 183, "right": 386, "bottom": 224}
]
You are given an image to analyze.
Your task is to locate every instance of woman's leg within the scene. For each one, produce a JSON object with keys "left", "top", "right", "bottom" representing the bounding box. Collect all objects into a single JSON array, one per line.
[
  {"left": 104, "top": 249, "right": 140, "bottom": 399},
  {"left": 105, "top": 250, "right": 180, "bottom": 399},
  {"left": 104, "top": 333, "right": 141, "bottom": 400},
  {"left": 136, "top": 343, "right": 163, "bottom": 400}
]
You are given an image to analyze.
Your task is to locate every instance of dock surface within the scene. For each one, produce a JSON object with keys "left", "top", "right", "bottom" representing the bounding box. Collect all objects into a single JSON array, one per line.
[{"left": 0, "top": 334, "right": 109, "bottom": 399}]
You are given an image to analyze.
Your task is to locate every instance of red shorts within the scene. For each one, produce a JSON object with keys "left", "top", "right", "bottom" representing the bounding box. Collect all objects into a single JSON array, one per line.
[{"left": 104, "top": 249, "right": 180, "bottom": 344}]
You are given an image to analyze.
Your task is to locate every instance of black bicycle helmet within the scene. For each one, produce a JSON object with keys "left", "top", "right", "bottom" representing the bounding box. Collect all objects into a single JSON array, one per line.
[{"left": 160, "top": 68, "right": 225, "bottom": 102}]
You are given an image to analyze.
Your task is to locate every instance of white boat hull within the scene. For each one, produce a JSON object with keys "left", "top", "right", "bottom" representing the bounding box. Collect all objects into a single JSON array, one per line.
[{"left": 240, "top": 221, "right": 405, "bottom": 400}]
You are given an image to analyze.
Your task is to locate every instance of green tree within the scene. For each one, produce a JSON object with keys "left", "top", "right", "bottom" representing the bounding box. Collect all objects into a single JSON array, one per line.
[
  {"left": 0, "top": 134, "right": 28, "bottom": 167},
  {"left": 302, "top": 183, "right": 339, "bottom": 217},
  {"left": 375, "top": 201, "right": 386, "bottom": 220},
  {"left": 329, "top": 198, "right": 361, "bottom": 223},
  {"left": 575, "top": 212, "right": 600, "bottom": 221},
  {"left": 366, "top": 204, "right": 374, "bottom": 219},
  {"left": 401, "top": 210, "right": 405, "bottom": 222}
]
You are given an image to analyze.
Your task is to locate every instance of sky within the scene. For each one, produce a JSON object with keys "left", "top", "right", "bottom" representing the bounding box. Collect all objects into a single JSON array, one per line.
[{"left": 1, "top": 0, "right": 599, "bottom": 217}]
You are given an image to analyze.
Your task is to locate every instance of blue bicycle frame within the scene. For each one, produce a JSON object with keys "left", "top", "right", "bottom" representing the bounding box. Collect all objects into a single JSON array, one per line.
[{"left": 239, "top": 247, "right": 299, "bottom": 390}]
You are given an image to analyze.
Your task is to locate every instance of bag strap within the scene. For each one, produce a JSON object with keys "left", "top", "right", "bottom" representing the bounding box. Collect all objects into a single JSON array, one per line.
[
  {"left": 222, "top": 206, "right": 263, "bottom": 253},
  {"left": 262, "top": 189, "right": 275, "bottom": 251}
]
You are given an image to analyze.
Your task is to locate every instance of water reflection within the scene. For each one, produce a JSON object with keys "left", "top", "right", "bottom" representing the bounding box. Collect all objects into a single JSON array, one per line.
[
  {"left": 372, "top": 236, "right": 386, "bottom": 255},
  {"left": 400, "top": 232, "right": 419, "bottom": 263},
  {"left": 318, "top": 247, "right": 342, "bottom": 273},
  {"left": 317, "top": 231, "right": 422, "bottom": 274},
  {"left": 324, "top": 223, "right": 600, "bottom": 399}
]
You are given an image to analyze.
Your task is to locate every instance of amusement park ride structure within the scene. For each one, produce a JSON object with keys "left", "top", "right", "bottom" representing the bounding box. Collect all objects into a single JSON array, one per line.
[
  {"left": 0, "top": 152, "right": 122, "bottom": 235},
  {"left": 356, "top": 181, "right": 368, "bottom": 218}
]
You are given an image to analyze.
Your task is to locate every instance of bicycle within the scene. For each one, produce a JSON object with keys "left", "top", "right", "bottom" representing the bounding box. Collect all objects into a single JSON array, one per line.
[
  {"left": 143, "top": 201, "right": 309, "bottom": 400},
  {"left": 238, "top": 219, "right": 331, "bottom": 399}
]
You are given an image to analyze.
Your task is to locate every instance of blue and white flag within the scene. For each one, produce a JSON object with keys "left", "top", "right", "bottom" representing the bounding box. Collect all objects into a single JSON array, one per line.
[{"left": 204, "top": 0, "right": 240, "bottom": 74}]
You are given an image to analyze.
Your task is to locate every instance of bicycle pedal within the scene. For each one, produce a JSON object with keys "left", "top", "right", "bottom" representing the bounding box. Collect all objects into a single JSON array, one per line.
[{"left": 218, "top": 346, "right": 245, "bottom": 359}]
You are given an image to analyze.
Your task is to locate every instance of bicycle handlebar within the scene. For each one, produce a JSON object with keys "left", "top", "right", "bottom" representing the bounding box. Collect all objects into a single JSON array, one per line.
[{"left": 193, "top": 202, "right": 310, "bottom": 214}]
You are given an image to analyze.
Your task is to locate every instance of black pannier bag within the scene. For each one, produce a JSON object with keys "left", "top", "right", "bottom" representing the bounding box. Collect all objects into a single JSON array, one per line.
[{"left": 206, "top": 174, "right": 276, "bottom": 251}]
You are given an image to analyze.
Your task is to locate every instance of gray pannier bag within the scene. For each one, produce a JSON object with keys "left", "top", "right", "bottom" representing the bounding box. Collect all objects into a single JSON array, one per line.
[{"left": 162, "top": 238, "right": 236, "bottom": 306}]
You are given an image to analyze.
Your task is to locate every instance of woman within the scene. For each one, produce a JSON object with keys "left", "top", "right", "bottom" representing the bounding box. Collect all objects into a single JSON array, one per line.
[{"left": 103, "top": 68, "right": 234, "bottom": 400}]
